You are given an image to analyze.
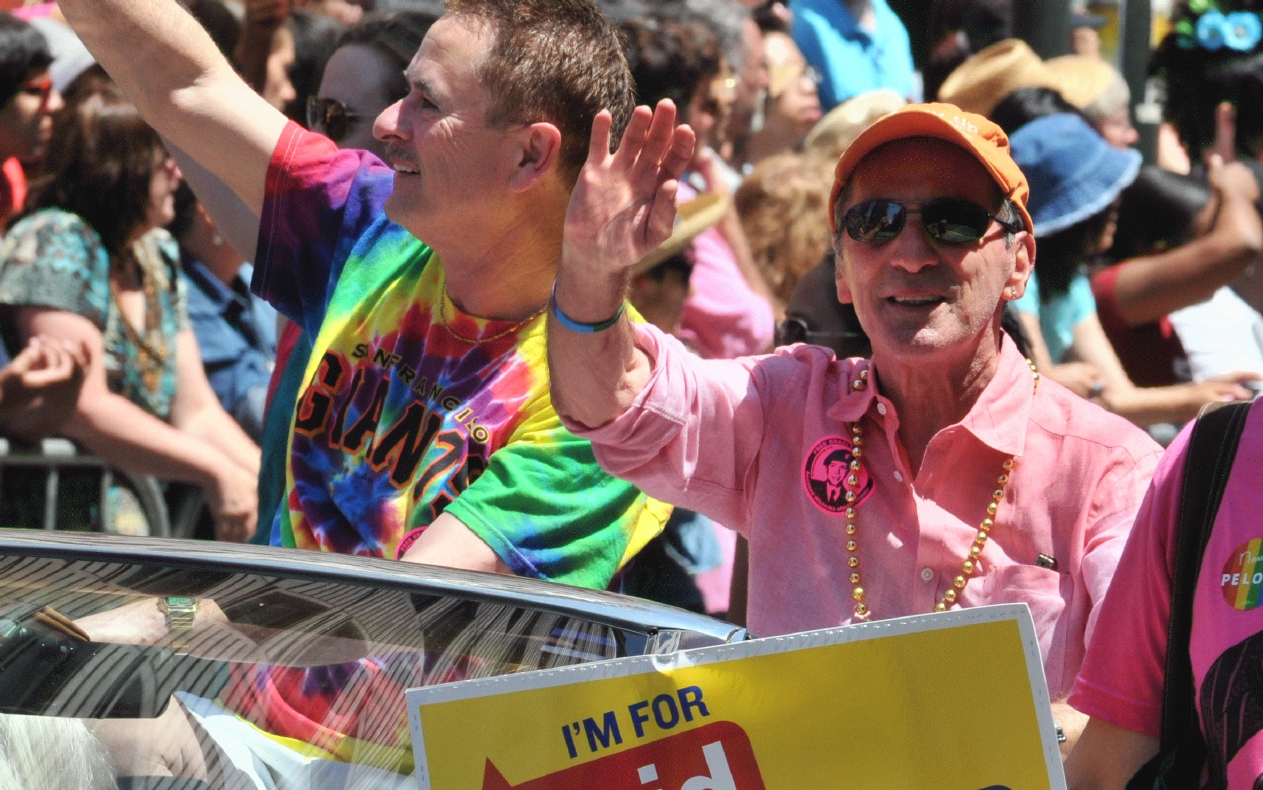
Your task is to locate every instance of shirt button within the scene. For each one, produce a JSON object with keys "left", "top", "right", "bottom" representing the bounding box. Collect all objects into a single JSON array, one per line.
[
  {"left": 893, "top": 470, "right": 904, "bottom": 482},
  {"left": 876, "top": 403, "right": 888, "bottom": 416},
  {"left": 920, "top": 567, "right": 934, "bottom": 582}
]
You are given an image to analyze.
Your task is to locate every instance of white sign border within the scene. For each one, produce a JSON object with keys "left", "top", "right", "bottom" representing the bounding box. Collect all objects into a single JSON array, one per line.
[{"left": 406, "top": 602, "right": 1067, "bottom": 790}]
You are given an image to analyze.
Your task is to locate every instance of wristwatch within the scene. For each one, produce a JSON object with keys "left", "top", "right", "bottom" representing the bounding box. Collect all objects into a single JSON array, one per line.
[{"left": 158, "top": 596, "right": 199, "bottom": 653}]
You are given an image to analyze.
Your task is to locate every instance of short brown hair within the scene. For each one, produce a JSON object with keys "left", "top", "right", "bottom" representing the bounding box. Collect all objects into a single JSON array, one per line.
[{"left": 445, "top": 0, "right": 635, "bottom": 185}]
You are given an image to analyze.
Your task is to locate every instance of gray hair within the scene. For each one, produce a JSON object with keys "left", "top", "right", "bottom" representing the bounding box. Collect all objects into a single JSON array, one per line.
[
  {"left": 1081, "top": 71, "right": 1131, "bottom": 124},
  {"left": 0, "top": 715, "right": 116, "bottom": 790}
]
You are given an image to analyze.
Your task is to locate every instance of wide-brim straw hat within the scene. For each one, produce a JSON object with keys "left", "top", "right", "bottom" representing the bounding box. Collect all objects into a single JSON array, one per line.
[
  {"left": 804, "top": 88, "right": 906, "bottom": 162},
  {"left": 937, "top": 39, "right": 1066, "bottom": 117},
  {"left": 633, "top": 193, "right": 729, "bottom": 276},
  {"left": 1044, "top": 55, "right": 1118, "bottom": 109}
]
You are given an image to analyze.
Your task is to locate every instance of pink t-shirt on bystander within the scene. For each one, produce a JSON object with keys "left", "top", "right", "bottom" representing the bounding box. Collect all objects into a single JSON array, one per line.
[
  {"left": 1070, "top": 398, "right": 1263, "bottom": 789},
  {"left": 676, "top": 182, "right": 775, "bottom": 360}
]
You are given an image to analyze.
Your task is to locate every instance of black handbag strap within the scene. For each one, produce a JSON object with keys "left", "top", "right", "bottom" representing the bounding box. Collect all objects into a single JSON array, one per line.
[{"left": 1153, "top": 401, "right": 1252, "bottom": 785}]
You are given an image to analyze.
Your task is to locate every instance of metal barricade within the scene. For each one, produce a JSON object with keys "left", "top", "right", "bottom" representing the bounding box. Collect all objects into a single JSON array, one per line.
[{"left": 0, "top": 438, "right": 171, "bottom": 537}]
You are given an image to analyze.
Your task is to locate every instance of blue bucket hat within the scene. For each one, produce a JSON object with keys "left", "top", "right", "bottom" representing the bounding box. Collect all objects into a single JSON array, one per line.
[{"left": 1009, "top": 113, "right": 1142, "bottom": 237}]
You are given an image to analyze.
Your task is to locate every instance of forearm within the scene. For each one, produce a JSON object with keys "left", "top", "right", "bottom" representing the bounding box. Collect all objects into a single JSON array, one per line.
[
  {"left": 65, "top": 392, "right": 238, "bottom": 488},
  {"left": 58, "top": 0, "right": 284, "bottom": 212},
  {"left": 399, "top": 512, "right": 511, "bottom": 574},
  {"left": 548, "top": 269, "right": 652, "bottom": 431},
  {"left": 1064, "top": 718, "right": 1159, "bottom": 790},
  {"left": 1052, "top": 701, "right": 1089, "bottom": 759},
  {"left": 176, "top": 403, "right": 261, "bottom": 476},
  {"left": 1115, "top": 196, "right": 1263, "bottom": 326},
  {"left": 1100, "top": 383, "right": 1205, "bottom": 427}
]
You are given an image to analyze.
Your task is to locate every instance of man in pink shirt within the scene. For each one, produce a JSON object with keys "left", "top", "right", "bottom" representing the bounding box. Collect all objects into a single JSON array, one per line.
[{"left": 548, "top": 102, "right": 1162, "bottom": 749}]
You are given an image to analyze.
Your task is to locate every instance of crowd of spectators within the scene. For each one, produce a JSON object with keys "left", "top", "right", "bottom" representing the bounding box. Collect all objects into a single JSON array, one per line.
[{"left": 2, "top": 0, "right": 1263, "bottom": 782}]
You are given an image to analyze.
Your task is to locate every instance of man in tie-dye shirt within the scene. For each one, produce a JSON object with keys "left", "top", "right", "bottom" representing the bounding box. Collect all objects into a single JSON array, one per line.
[{"left": 59, "top": 0, "right": 671, "bottom": 588}]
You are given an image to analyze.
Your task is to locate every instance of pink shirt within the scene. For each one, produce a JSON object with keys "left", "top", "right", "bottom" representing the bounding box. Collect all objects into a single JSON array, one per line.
[
  {"left": 1070, "top": 399, "right": 1263, "bottom": 789},
  {"left": 572, "top": 326, "right": 1162, "bottom": 698},
  {"left": 676, "top": 182, "right": 775, "bottom": 360}
]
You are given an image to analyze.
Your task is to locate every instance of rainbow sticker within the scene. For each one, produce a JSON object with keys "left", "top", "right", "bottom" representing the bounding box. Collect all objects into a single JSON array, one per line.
[{"left": 1221, "top": 539, "right": 1263, "bottom": 611}]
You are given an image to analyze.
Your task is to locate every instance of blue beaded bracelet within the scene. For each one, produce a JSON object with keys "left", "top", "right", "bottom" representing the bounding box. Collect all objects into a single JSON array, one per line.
[{"left": 549, "top": 282, "right": 625, "bottom": 334}]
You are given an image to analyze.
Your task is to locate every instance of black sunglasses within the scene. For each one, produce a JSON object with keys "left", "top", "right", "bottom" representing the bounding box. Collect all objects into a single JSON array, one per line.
[
  {"left": 307, "top": 97, "right": 363, "bottom": 143},
  {"left": 843, "top": 198, "right": 1023, "bottom": 245}
]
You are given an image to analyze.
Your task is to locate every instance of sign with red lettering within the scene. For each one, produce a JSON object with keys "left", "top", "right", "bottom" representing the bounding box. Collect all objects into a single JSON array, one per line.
[
  {"left": 481, "top": 721, "right": 763, "bottom": 790},
  {"left": 406, "top": 604, "right": 1064, "bottom": 790}
]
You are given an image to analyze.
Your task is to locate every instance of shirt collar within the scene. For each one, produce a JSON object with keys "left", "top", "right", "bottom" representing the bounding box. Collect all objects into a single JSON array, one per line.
[
  {"left": 957, "top": 335, "right": 1036, "bottom": 457},
  {"left": 826, "top": 335, "right": 1036, "bottom": 457},
  {"left": 826, "top": 358, "right": 878, "bottom": 424}
]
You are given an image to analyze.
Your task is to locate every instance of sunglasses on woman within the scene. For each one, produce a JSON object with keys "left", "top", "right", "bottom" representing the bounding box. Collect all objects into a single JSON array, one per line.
[
  {"left": 307, "top": 97, "right": 362, "bottom": 143},
  {"left": 843, "top": 198, "right": 1023, "bottom": 245},
  {"left": 16, "top": 75, "right": 53, "bottom": 111}
]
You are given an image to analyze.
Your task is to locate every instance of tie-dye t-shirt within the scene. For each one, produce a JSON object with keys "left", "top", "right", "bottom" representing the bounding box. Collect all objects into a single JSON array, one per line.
[{"left": 253, "top": 122, "right": 667, "bottom": 588}]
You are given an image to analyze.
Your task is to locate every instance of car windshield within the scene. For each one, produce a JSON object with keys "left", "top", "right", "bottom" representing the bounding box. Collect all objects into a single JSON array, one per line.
[{"left": 0, "top": 553, "right": 653, "bottom": 789}]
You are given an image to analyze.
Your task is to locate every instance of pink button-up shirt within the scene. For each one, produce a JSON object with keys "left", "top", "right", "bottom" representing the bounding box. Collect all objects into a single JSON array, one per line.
[{"left": 571, "top": 325, "right": 1163, "bottom": 698}]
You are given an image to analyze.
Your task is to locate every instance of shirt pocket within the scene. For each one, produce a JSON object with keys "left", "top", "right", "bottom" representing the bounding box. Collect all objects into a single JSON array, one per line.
[{"left": 981, "top": 563, "right": 1066, "bottom": 662}]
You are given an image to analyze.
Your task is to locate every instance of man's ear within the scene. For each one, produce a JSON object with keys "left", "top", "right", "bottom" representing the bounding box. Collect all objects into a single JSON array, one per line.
[
  {"left": 508, "top": 122, "right": 562, "bottom": 192},
  {"left": 834, "top": 245, "right": 855, "bottom": 304},
  {"left": 1003, "top": 232, "right": 1036, "bottom": 299}
]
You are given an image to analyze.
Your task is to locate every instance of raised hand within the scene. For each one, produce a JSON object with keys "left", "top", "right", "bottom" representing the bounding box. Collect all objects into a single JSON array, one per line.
[
  {"left": 560, "top": 101, "right": 695, "bottom": 314},
  {"left": 0, "top": 337, "right": 88, "bottom": 441}
]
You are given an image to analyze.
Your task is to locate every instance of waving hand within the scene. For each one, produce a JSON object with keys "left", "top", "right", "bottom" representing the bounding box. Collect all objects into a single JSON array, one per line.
[{"left": 561, "top": 101, "right": 696, "bottom": 304}]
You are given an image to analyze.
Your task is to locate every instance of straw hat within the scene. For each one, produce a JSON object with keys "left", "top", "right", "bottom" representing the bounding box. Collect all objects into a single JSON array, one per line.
[
  {"left": 633, "top": 193, "right": 729, "bottom": 276},
  {"left": 1044, "top": 55, "right": 1119, "bottom": 109},
  {"left": 937, "top": 39, "right": 1064, "bottom": 117},
  {"left": 804, "top": 88, "right": 906, "bottom": 162}
]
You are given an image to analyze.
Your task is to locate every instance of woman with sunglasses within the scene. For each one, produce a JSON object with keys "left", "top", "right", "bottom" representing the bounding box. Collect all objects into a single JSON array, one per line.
[
  {"left": 0, "top": 76, "right": 259, "bottom": 540},
  {"left": 0, "top": 13, "right": 62, "bottom": 227},
  {"left": 1008, "top": 113, "right": 1258, "bottom": 430},
  {"left": 307, "top": 10, "right": 436, "bottom": 157}
]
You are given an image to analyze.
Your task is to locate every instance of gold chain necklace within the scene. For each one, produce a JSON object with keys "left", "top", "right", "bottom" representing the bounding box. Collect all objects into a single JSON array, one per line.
[
  {"left": 438, "top": 295, "right": 547, "bottom": 345},
  {"left": 844, "top": 358, "right": 1041, "bottom": 620},
  {"left": 111, "top": 247, "right": 169, "bottom": 394}
]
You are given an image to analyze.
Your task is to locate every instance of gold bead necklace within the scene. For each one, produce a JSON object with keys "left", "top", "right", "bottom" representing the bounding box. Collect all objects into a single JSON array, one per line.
[{"left": 845, "top": 359, "right": 1041, "bottom": 620}]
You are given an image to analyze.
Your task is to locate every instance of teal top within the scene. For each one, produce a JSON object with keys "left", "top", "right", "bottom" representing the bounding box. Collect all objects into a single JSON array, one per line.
[
  {"left": 1012, "top": 270, "right": 1097, "bottom": 364},
  {"left": 0, "top": 209, "right": 188, "bottom": 419}
]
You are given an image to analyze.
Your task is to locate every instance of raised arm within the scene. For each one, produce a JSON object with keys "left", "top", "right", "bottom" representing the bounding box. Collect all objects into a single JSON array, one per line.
[
  {"left": 548, "top": 101, "right": 695, "bottom": 429},
  {"left": 1109, "top": 158, "right": 1263, "bottom": 327},
  {"left": 58, "top": 0, "right": 288, "bottom": 216}
]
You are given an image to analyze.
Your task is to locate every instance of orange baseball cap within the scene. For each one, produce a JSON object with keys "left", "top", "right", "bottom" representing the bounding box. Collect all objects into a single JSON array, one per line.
[{"left": 828, "top": 102, "right": 1034, "bottom": 237}]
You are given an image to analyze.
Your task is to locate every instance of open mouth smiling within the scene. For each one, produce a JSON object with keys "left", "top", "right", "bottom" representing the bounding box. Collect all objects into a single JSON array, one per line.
[{"left": 887, "top": 295, "right": 947, "bottom": 308}]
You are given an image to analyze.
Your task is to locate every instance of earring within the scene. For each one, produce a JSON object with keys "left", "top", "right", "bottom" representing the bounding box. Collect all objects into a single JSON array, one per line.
[{"left": 1008, "top": 287, "right": 1017, "bottom": 298}]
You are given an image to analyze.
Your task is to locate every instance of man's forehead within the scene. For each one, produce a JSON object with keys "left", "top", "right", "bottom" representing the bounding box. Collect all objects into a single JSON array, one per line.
[
  {"left": 407, "top": 14, "right": 491, "bottom": 88},
  {"left": 847, "top": 137, "right": 1002, "bottom": 204}
]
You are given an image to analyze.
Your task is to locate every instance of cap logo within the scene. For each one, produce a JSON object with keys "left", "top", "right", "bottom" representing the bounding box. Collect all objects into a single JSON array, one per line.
[{"left": 924, "top": 109, "right": 980, "bottom": 137}]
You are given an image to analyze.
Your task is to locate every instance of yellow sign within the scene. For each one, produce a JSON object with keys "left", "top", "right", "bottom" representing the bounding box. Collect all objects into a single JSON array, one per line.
[{"left": 407, "top": 604, "right": 1065, "bottom": 790}]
